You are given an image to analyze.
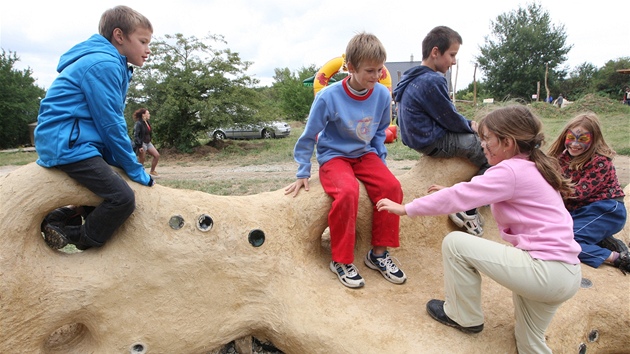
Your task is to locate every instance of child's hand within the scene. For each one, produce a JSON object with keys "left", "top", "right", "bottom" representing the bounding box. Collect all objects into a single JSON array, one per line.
[
  {"left": 284, "top": 178, "right": 309, "bottom": 197},
  {"left": 427, "top": 184, "right": 446, "bottom": 193},
  {"left": 376, "top": 198, "right": 406, "bottom": 216}
]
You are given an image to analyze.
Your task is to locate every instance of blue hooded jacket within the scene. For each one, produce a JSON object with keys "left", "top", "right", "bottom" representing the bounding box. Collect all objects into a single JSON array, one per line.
[
  {"left": 35, "top": 34, "right": 151, "bottom": 186},
  {"left": 392, "top": 65, "right": 474, "bottom": 150}
]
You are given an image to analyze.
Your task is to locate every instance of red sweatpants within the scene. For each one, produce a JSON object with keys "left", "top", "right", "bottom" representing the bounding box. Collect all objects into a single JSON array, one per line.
[{"left": 319, "top": 153, "right": 403, "bottom": 264}]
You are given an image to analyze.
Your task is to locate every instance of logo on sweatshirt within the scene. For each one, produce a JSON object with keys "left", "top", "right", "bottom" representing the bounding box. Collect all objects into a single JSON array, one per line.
[{"left": 356, "top": 117, "right": 374, "bottom": 142}]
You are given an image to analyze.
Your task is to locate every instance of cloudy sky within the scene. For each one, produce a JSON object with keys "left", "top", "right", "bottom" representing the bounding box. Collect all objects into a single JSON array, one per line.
[{"left": 1, "top": 0, "right": 626, "bottom": 92}]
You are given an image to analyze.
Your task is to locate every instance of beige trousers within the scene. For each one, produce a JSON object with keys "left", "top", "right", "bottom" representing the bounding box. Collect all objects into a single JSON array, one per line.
[{"left": 441, "top": 231, "right": 581, "bottom": 354}]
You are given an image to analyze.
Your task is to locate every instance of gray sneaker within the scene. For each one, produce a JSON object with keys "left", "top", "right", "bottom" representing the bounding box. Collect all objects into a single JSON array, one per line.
[
  {"left": 449, "top": 211, "right": 484, "bottom": 236},
  {"left": 364, "top": 250, "right": 407, "bottom": 284},
  {"left": 329, "top": 261, "right": 365, "bottom": 288}
]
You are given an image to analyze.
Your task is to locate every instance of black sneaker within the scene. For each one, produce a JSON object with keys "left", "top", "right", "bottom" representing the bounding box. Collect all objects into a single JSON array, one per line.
[
  {"left": 598, "top": 236, "right": 629, "bottom": 254},
  {"left": 426, "top": 299, "right": 484, "bottom": 334},
  {"left": 42, "top": 223, "right": 69, "bottom": 249},
  {"left": 364, "top": 250, "right": 407, "bottom": 284},
  {"left": 329, "top": 261, "right": 365, "bottom": 288},
  {"left": 613, "top": 252, "right": 630, "bottom": 275}
]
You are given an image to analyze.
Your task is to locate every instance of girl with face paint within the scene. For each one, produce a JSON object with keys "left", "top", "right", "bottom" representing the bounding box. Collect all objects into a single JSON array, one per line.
[{"left": 548, "top": 113, "right": 628, "bottom": 274}]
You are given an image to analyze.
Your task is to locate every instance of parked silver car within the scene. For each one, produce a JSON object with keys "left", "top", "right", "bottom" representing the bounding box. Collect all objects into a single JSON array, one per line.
[{"left": 209, "top": 121, "right": 291, "bottom": 140}]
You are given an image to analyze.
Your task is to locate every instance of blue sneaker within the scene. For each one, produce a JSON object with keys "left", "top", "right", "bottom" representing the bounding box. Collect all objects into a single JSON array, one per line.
[
  {"left": 329, "top": 261, "right": 365, "bottom": 288},
  {"left": 364, "top": 250, "right": 407, "bottom": 284}
]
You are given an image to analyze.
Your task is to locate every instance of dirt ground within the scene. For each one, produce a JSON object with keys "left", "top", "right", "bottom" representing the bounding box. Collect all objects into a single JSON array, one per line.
[{"left": 1, "top": 154, "right": 628, "bottom": 189}]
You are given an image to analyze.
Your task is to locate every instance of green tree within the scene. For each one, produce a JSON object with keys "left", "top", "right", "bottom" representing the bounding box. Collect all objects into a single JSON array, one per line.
[
  {"left": 272, "top": 65, "right": 316, "bottom": 122},
  {"left": 0, "top": 50, "right": 45, "bottom": 149},
  {"left": 476, "top": 3, "right": 571, "bottom": 100},
  {"left": 559, "top": 62, "right": 598, "bottom": 100},
  {"left": 590, "top": 57, "right": 630, "bottom": 100},
  {"left": 126, "top": 33, "right": 259, "bottom": 151}
]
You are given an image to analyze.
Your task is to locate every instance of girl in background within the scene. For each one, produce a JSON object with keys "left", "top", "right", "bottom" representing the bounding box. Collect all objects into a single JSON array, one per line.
[{"left": 547, "top": 112, "right": 628, "bottom": 273}]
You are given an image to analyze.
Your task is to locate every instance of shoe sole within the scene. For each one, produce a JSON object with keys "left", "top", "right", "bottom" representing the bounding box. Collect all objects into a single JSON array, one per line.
[
  {"left": 448, "top": 213, "right": 484, "bottom": 237},
  {"left": 42, "top": 224, "right": 69, "bottom": 249},
  {"left": 329, "top": 262, "right": 364, "bottom": 288},
  {"left": 598, "top": 237, "right": 629, "bottom": 254},
  {"left": 364, "top": 254, "right": 407, "bottom": 284}
]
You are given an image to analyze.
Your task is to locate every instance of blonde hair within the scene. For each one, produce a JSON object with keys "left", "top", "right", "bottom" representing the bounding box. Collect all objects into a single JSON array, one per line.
[
  {"left": 547, "top": 112, "right": 615, "bottom": 171},
  {"left": 345, "top": 32, "right": 386, "bottom": 69},
  {"left": 99, "top": 5, "right": 153, "bottom": 41},
  {"left": 479, "top": 105, "right": 574, "bottom": 199}
]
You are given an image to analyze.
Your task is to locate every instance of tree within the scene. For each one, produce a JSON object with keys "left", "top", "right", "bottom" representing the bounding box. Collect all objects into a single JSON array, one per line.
[
  {"left": 0, "top": 50, "right": 45, "bottom": 149},
  {"left": 560, "top": 62, "right": 598, "bottom": 100},
  {"left": 590, "top": 57, "right": 630, "bottom": 99},
  {"left": 272, "top": 65, "right": 316, "bottom": 122},
  {"left": 126, "top": 33, "right": 260, "bottom": 151},
  {"left": 476, "top": 3, "right": 571, "bottom": 100}
]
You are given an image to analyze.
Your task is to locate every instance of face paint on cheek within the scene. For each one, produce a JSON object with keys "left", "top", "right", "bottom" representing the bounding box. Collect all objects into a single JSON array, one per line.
[{"left": 565, "top": 130, "right": 592, "bottom": 150}]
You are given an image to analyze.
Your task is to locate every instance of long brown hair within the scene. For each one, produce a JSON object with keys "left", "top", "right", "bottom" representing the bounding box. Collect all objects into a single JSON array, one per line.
[
  {"left": 547, "top": 112, "right": 615, "bottom": 170},
  {"left": 478, "top": 105, "right": 574, "bottom": 199}
]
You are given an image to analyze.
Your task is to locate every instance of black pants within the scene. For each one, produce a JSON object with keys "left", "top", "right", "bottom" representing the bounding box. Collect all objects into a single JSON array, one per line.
[{"left": 57, "top": 157, "right": 135, "bottom": 247}]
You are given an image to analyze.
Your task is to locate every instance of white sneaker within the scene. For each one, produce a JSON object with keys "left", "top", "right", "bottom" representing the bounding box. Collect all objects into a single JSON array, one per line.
[
  {"left": 449, "top": 211, "right": 484, "bottom": 236},
  {"left": 329, "top": 261, "right": 365, "bottom": 288},
  {"left": 364, "top": 250, "right": 407, "bottom": 284}
]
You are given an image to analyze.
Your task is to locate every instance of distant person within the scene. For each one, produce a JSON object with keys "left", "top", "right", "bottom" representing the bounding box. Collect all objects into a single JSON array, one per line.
[
  {"left": 548, "top": 95, "right": 553, "bottom": 104},
  {"left": 35, "top": 6, "right": 155, "bottom": 250},
  {"left": 285, "top": 32, "right": 406, "bottom": 289},
  {"left": 556, "top": 94, "right": 564, "bottom": 108},
  {"left": 394, "top": 25, "right": 490, "bottom": 236},
  {"left": 377, "top": 105, "right": 581, "bottom": 354},
  {"left": 133, "top": 108, "right": 160, "bottom": 177},
  {"left": 624, "top": 86, "right": 630, "bottom": 105},
  {"left": 547, "top": 112, "right": 629, "bottom": 273}
]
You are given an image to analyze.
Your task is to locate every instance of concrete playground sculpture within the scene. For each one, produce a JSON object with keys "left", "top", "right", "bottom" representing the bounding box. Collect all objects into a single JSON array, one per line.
[{"left": 1, "top": 157, "right": 628, "bottom": 353}]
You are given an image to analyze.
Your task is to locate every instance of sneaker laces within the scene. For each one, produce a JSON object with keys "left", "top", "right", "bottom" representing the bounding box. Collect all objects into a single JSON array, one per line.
[
  {"left": 377, "top": 253, "right": 401, "bottom": 273},
  {"left": 342, "top": 263, "right": 359, "bottom": 277}
]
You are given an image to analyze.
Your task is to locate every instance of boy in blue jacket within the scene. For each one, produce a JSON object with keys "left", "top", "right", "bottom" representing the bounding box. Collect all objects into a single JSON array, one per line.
[
  {"left": 35, "top": 5, "right": 154, "bottom": 250},
  {"left": 285, "top": 32, "right": 406, "bottom": 289},
  {"left": 393, "top": 26, "right": 490, "bottom": 236}
]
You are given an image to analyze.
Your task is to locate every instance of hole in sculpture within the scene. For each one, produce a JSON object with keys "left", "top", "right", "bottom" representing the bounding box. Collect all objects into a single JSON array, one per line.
[
  {"left": 130, "top": 342, "right": 147, "bottom": 353},
  {"left": 168, "top": 215, "right": 185, "bottom": 230},
  {"left": 580, "top": 278, "right": 593, "bottom": 288},
  {"left": 44, "top": 322, "right": 88, "bottom": 350},
  {"left": 587, "top": 329, "right": 599, "bottom": 342},
  {"left": 578, "top": 343, "right": 587, "bottom": 354},
  {"left": 197, "top": 214, "right": 213, "bottom": 232},
  {"left": 248, "top": 229, "right": 265, "bottom": 247},
  {"left": 40, "top": 205, "right": 95, "bottom": 254}
]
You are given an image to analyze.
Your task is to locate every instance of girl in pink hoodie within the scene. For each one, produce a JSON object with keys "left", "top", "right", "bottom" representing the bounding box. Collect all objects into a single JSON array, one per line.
[{"left": 377, "top": 105, "right": 581, "bottom": 354}]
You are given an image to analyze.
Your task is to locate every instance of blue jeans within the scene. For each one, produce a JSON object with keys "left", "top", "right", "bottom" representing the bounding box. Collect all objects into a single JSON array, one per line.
[
  {"left": 572, "top": 199, "right": 627, "bottom": 267},
  {"left": 57, "top": 156, "right": 135, "bottom": 247},
  {"left": 420, "top": 131, "right": 490, "bottom": 176}
]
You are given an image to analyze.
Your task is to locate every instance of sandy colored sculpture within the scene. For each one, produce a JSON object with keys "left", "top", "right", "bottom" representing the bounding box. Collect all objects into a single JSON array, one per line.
[{"left": 1, "top": 157, "right": 628, "bottom": 353}]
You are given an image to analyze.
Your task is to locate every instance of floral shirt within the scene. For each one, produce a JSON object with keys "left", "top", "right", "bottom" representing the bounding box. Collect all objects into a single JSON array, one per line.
[{"left": 558, "top": 151, "right": 625, "bottom": 211}]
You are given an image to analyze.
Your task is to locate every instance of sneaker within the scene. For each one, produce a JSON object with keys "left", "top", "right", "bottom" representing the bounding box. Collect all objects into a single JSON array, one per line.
[
  {"left": 613, "top": 252, "right": 630, "bottom": 275},
  {"left": 329, "top": 261, "right": 365, "bottom": 288},
  {"left": 598, "top": 236, "right": 629, "bottom": 254},
  {"left": 364, "top": 250, "right": 407, "bottom": 284},
  {"left": 449, "top": 211, "right": 484, "bottom": 236},
  {"left": 150, "top": 171, "right": 160, "bottom": 177},
  {"left": 426, "top": 299, "right": 484, "bottom": 334},
  {"left": 42, "top": 223, "right": 69, "bottom": 249}
]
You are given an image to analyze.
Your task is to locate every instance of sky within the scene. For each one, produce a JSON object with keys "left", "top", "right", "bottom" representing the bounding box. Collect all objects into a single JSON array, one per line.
[{"left": 1, "top": 0, "right": 626, "bottom": 92}]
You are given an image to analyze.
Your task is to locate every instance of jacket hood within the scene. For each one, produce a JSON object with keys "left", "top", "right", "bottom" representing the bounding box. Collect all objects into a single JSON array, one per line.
[
  {"left": 393, "top": 65, "right": 433, "bottom": 102},
  {"left": 57, "top": 34, "right": 123, "bottom": 73}
]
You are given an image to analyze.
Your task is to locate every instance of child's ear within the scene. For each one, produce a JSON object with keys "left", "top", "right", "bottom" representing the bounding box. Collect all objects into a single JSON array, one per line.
[
  {"left": 112, "top": 28, "right": 124, "bottom": 45},
  {"left": 346, "top": 62, "right": 356, "bottom": 73}
]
